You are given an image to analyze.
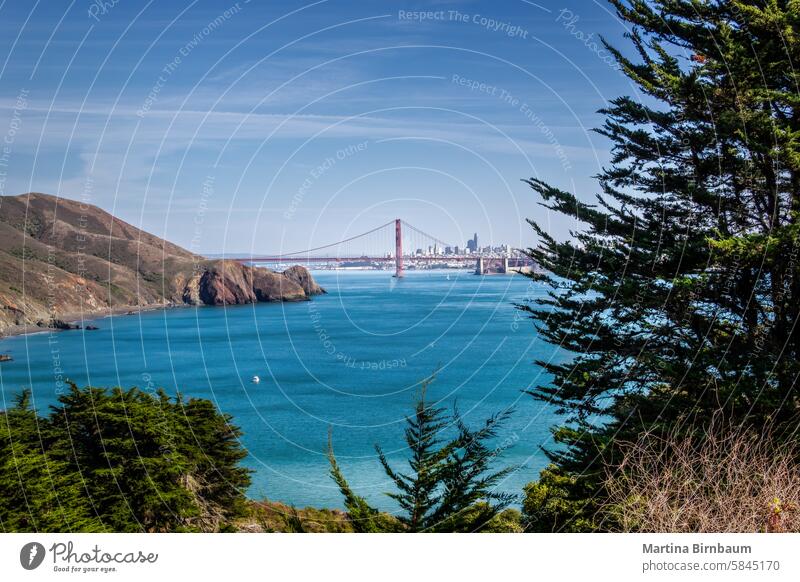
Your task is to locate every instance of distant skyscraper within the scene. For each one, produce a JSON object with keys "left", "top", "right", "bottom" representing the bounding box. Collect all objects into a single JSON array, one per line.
[{"left": 467, "top": 232, "right": 479, "bottom": 253}]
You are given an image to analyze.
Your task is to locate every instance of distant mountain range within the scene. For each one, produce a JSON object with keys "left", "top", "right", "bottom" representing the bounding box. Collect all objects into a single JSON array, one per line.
[{"left": 0, "top": 193, "right": 323, "bottom": 335}]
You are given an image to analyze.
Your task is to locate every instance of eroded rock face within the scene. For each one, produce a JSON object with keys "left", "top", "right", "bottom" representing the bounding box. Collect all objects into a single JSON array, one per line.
[
  {"left": 179, "top": 272, "right": 203, "bottom": 306},
  {"left": 252, "top": 266, "right": 306, "bottom": 302},
  {"left": 283, "top": 265, "right": 326, "bottom": 296},
  {"left": 182, "top": 261, "right": 318, "bottom": 306},
  {"left": 197, "top": 261, "right": 256, "bottom": 306}
]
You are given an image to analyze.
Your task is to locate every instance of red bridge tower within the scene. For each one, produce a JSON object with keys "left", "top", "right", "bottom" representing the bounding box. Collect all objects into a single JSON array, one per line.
[{"left": 394, "top": 218, "right": 403, "bottom": 278}]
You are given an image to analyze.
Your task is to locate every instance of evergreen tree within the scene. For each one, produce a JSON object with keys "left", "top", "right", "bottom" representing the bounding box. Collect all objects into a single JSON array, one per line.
[
  {"left": 329, "top": 376, "right": 517, "bottom": 532},
  {"left": 429, "top": 406, "right": 517, "bottom": 531},
  {"left": 1, "top": 384, "right": 252, "bottom": 532},
  {"left": 328, "top": 432, "right": 398, "bottom": 533},
  {"left": 374, "top": 384, "right": 451, "bottom": 532},
  {"left": 0, "top": 390, "right": 103, "bottom": 532},
  {"left": 171, "top": 393, "right": 252, "bottom": 529},
  {"left": 520, "top": 0, "right": 800, "bottom": 531},
  {"left": 47, "top": 384, "right": 197, "bottom": 532}
]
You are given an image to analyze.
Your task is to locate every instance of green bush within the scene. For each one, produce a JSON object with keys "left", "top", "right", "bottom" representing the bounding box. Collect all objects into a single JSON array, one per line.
[
  {"left": 522, "top": 465, "right": 596, "bottom": 533},
  {"left": 0, "top": 384, "right": 251, "bottom": 532}
]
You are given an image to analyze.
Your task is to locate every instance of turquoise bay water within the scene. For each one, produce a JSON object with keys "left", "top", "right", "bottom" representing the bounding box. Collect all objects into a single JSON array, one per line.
[{"left": 0, "top": 270, "right": 564, "bottom": 510}]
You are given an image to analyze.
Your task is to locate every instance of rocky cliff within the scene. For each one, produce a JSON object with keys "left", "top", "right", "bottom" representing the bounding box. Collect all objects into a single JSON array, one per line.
[
  {"left": 282, "top": 265, "right": 326, "bottom": 296},
  {"left": 184, "top": 260, "right": 310, "bottom": 306},
  {"left": 0, "top": 193, "right": 323, "bottom": 334}
]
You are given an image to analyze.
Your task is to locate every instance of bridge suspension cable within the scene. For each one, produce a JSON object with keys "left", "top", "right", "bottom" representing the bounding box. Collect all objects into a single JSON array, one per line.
[
  {"left": 400, "top": 220, "right": 453, "bottom": 249},
  {"left": 232, "top": 219, "right": 503, "bottom": 278},
  {"left": 269, "top": 220, "right": 396, "bottom": 258},
  {"left": 226, "top": 219, "right": 533, "bottom": 278}
]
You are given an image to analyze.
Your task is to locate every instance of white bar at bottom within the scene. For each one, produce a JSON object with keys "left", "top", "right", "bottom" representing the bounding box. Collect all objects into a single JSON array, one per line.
[{"left": 1, "top": 533, "right": 798, "bottom": 581}]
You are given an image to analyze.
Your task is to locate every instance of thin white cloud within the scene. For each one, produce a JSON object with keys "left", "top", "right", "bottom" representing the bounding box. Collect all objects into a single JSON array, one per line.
[{"left": 0, "top": 96, "right": 596, "bottom": 158}]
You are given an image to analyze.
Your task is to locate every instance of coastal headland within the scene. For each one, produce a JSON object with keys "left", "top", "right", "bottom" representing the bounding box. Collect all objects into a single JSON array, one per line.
[{"left": 0, "top": 192, "right": 324, "bottom": 336}]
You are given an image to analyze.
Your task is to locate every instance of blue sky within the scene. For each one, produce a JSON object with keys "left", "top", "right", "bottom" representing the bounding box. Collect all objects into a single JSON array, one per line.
[{"left": 0, "top": 0, "right": 639, "bottom": 254}]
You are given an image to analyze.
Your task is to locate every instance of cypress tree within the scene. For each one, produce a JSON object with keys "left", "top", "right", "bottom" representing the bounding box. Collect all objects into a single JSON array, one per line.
[
  {"left": 0, "top": 390, "right": 103, "bottom": 532},
  {"left": 328, "top": 432, "right": 394, "bottom": 533},
  {"left": 520, "top": 0, "right": 800, "bottom": 531},
  {"left": 374, "top": 383, "right": 451, "bottom": 532},
  {"left": 429, "top": 407, "right": 517, "bottom": 531},
  {"left": 330, "top": 376, "right": 517, "bottom": 532},
  {"left": 170, "top": 392, "right": 252, "bottom": 529},
  {"left": 47, "top": 384, "right": 197, "bottom": 532},
  {"left": 1, "top": 384, "right": 252, "bottom": 532}
]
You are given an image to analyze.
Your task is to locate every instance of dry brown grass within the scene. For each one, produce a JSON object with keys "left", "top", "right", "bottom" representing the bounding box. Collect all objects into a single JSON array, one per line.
[
  {"left": 602, "top": 417, "right": 800, "bottom": 532},
  {"left": 237, "top": 500, "right": 356, "bottom": 533}
]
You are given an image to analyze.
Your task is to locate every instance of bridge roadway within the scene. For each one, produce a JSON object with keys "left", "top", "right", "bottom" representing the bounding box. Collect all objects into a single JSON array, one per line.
[
  {"left": 223, "top": 219, "right": 534, "bottom": 276},
  {"left": 226, "top": 255, "right": 517, "bottom": 263},
  {"left": 223, "top": 255, "right": 534, "bottom": 275}
]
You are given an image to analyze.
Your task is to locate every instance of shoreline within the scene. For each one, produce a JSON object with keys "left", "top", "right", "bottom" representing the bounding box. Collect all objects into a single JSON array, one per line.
[
  {"left": 0, "top": 303, "right": 179, "bottom": 340},
  {"left": 0, "top": 269, "right": 529, "bottom": 341},
  {"left": 0, "top": 292, "right": 321, "bottom": 341}
]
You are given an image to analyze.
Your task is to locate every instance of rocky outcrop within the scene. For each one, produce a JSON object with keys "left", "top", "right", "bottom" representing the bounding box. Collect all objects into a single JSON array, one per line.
[
  {"left": 283, "top": 265, "right": 326, "bottom": 296},
  {"left": 0, "top": 193, "right": 324, "bottom": 333},
  {"left": 39, "top": 319, "right": 81, "bottom": 330},
  {"left": 197, "top": 261, "right": 257, "bottom": 306},
  {"left": 252, "top": 265, "right": 308, "bottom": 302},
  {"left": 181, "top": 261, "right": 313, "bottom": 306}
]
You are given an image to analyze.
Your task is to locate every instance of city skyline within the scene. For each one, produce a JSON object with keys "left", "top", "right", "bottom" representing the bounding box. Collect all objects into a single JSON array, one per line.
[{"left": 411, "top": 232, "right": 519, "bottom": 257}]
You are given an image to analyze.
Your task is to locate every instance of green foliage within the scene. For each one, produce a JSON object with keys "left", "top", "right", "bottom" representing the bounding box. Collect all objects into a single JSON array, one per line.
[
  {"left": 0, "top": 384, "right": 251, "bottom": 532},
  {"left": 521, "top": 465, "right": 596, "bottom": 533},
  {"left": 520, "top": 0, "right": 800, "bottom": 530},
  {"left": 171, "top": 395, "right": 252, "bottom": 529},
  {"left": 471, "top": 506, "right": 523, "bottom": 533},
  {"left": 375, "top": 382, "right": 452, "bottom": 532},
  {"left": 0, "top": 390, "right": 103, "bottom": 532},
  {"left": 329, "top": 375, "right": 517, "bottom": 532},
  {"left": 328, "top": 431, "right": 399, "bottom": 533}
]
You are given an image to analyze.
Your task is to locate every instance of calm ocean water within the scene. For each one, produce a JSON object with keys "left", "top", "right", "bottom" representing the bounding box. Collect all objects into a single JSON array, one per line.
[{"left": 0, "top": 270, "right": 564, "bottom": 510}]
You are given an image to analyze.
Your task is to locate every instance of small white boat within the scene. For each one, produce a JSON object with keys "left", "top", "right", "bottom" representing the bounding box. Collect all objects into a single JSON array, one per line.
[{"left": 251, "top": 375, "right": 260, "bottom": 384}]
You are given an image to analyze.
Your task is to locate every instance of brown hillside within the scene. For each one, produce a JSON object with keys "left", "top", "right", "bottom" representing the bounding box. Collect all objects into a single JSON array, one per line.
[{"left": 0, "top": 193, "right": 323, "bottom": 333}]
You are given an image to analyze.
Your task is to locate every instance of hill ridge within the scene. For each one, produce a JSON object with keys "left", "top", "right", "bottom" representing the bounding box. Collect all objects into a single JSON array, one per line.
[{"left": 0, "top": 192, "right": 323, "bottom": 334}]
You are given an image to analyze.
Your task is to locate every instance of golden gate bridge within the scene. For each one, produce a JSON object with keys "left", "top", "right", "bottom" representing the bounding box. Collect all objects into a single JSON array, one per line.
[{"left": 224, "top": 219, "right": 533, "bottom": 277}]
